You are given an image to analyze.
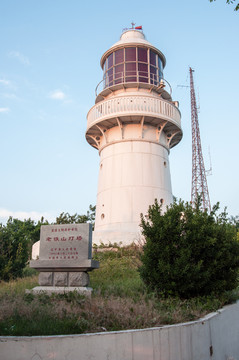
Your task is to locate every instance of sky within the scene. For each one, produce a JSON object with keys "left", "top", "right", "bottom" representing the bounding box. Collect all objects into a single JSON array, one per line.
[{"left": 0, "top": 0, "right": 238, "bottom": 224}]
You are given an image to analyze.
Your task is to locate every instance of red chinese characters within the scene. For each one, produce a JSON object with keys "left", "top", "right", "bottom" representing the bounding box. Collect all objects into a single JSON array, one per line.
[
  {"left": 46, "top": 235, "right": 82, "bottom": 242},
  {"left": 48, "top": 247, "right": 79, "bottom": 260},
  {"left": 51, "top": 227, "right": 78, "bottom": 233}
]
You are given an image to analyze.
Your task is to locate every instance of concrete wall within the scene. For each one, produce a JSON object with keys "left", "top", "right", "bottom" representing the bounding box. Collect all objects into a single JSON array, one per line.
[
  {"left": 94, "top": 138, "right": 173, "bottom": 246},
  {"left": 1, "top": 301, "right": 239, "bottom": 360}
]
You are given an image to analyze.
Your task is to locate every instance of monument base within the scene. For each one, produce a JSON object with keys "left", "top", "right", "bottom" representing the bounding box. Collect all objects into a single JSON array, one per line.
[{"left": 26, "top": 286, "right": 93, "bottom": 296}]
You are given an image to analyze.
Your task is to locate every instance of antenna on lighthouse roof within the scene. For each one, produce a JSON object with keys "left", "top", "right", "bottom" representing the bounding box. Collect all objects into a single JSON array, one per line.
[{"left": 122, "top": 23, "right": 143, "bottom": 32}]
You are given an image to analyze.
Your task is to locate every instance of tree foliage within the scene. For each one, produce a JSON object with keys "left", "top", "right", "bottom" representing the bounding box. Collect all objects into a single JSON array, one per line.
[
  {"left": 55, "top": 205, "right": 96, "bottom": 229},
  {"left": 139, "top": 198, "right": 239, "bottom": 298},
  {"left": 209, "top": 0, "right": 239, "bottom": 11},
  {"left": 0, "top": 217, "right": 48, "bottom": 281}
]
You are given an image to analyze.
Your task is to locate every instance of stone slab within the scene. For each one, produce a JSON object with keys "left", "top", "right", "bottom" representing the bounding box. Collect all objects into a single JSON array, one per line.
[
  {"left": 30, "top": 259, "right": 99, "bottom": 271},
  {"left": 30, "top": 223, "right": 99, "bottom": 271},
  {"left": 40, "top": 223, "right": 92, "bottom": 262},
  {"left": 54, "top": 272, "right": 68, "bottom": 286},
  {"left": 27, "top": 286, "right": 93, "bottom": 296},
  {"left": 39, "top": 272, "right": 53, "bottom": 286},
  {"left": 69, "top": 272, "right": 89, "bottom": 286}
]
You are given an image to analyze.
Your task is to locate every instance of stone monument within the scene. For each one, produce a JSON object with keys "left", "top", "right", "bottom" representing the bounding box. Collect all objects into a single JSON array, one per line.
[{"left": 29, "top": 223, "right": 99, "bottom": 295}]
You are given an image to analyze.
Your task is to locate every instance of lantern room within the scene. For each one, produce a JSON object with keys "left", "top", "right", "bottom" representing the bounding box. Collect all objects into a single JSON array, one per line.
[
  {"left": 102, "top": 45, "right": 164, "bottom": 88},
  {"left": 95, "top": 30, "right": 169, "bottom": 103}
]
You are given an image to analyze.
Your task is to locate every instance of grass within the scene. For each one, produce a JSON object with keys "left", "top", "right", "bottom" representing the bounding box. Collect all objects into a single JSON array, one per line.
[{"left": 0, "top": 245, "right": 239, "bottom": 336}]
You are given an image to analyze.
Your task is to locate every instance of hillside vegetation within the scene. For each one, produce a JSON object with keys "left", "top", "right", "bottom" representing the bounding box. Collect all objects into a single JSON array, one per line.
[{"left": 0, "top": 245, "right": 238, "bottom": 336}]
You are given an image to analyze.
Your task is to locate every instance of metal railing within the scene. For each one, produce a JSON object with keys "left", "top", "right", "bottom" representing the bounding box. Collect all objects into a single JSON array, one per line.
[
  {"left": 87, "top": 95, "right": 181, "bottom": 130},
  {"left": 95, "top": 72, "right": 172, "bottom": 97}
]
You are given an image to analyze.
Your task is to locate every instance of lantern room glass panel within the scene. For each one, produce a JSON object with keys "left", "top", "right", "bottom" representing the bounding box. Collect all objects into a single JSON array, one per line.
[
  {"left": 125, "top": 47, "right": 136, "bottom": 62},
  {"left": 125, "top": 62, "right": 136, "bottom": 82},
  {"left": 108, "top": 53, "right": 113, "bottom": 68},
  {"left": 150, "top": 50, "right": 156, "bottom": 66},
  {"left": 115, "top": 64, "right": 124, "bottom": 84},
  {"left": 158, "top": 57, "right": 163, "bottom": 78},
  {"left": 138, "top": 62, "right": 148, "bottom": 83},
  {"left": 115, "top": 49, "right": 124, "bottom": 65},
  {"left": 138, "top": 47, "right": 147, "bottom": 63}
]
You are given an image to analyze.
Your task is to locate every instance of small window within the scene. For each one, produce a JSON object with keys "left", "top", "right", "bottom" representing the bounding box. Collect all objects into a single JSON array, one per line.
[
  {"left": 101, "top": 213, "right": 105, "bottom": 220},
  {"left": 160, "top": 198, "right": 164, "bottom": 205}
]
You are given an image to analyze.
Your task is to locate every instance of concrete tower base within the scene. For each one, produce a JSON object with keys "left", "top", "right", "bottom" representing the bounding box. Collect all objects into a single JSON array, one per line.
[{"left": 93, "top": 229, "right": 142, "bottom": 247}]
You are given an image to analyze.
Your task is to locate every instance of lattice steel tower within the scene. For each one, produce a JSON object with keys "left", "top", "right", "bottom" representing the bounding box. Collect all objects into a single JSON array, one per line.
[{"left": 190, "top": 67, "right": 211, "bottom": 211}]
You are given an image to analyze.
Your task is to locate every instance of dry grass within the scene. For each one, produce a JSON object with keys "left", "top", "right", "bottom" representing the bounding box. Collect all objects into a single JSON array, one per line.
[{"left": 0, "top": 245, "right": 238, "bottom": 336}]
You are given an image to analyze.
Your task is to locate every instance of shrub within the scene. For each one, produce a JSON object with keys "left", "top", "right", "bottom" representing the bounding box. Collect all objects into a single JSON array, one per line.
[
  {"left": 0, "top": 219, "right": 30, "bottom": 281},
  {"left": 139, "top": 198, "right": 239, "bottom": 298},
  {"left": 0, "top": 217, "right": 48, "bottom": 281}
]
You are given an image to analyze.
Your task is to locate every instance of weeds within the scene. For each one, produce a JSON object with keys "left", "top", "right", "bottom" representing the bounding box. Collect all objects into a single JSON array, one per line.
[{"left": 0, "top": 245, "right": 238, "bottom": 336}]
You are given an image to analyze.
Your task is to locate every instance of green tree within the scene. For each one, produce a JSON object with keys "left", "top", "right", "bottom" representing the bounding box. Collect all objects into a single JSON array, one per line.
[
  {"left": 0, "top": 218, "right": 33, "bottom": 280},
  {"left": 55, "top": 205, "right": 96, "bottom": 229},
  {"left": 55, "top": 212, "right": 88, "bottom": 224},
  {"left": 139, "top": 198, "right": 239, "bottom": 298},
  {"left": 0, "top": 217, "right": 48, "bottom": 281},
  {"left": 209, "top": 0, "right": 239, "bottom": 11}
]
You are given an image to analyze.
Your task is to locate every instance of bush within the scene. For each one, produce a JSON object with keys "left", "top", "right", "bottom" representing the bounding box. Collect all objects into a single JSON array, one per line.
[
  {"left": 139, "top": 198, "right": 239, "bottom": 298},
  {"left": 0, "top": 219, "right": 31, "bottom": 281},
  {"left": 0, "top": 217, "right": 48, "bottom": 281}
]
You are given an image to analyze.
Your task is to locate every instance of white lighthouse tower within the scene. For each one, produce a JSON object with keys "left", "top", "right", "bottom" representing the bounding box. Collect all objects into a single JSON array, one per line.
[{"left": 86, "top": 28, "right": 182, "bottom": 246}]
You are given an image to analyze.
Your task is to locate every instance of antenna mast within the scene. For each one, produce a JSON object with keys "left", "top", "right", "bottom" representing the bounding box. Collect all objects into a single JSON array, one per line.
[{"left": 190, "top": 67, "right": 211, "bottom": 211}]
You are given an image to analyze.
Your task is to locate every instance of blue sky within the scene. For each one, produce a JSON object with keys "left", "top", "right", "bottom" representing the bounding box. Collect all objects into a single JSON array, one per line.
[{"left": 0, "top": 0, "right": 238, "bottom": 224}]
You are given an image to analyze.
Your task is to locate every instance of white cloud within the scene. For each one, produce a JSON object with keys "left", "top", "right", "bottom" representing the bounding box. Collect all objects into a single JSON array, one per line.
[
  {"left": 0, "top": 79, "right": 10, "bottom": 86},
  {"left": 49, "top": 90, "right": 66, "bottom": 100},
  {"left": 8, "top": 51, "right": 30, "bottom": 66},
  {"left": 0, "top": 107, "right": 10, "bottom": 113},
  {"left": 0, "top": 78, "right": 17, "bottom": 92},
  {"left": 0, "top": 208, "right": 55, "bottom": 224},
  {"left": 2, "top": 93, "right": 17, "bottom": 100}
]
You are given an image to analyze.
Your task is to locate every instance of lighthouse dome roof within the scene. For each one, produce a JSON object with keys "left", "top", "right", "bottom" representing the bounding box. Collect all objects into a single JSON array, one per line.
[{"left": 100, "top": 29, "right": 166, "bottom": 69}]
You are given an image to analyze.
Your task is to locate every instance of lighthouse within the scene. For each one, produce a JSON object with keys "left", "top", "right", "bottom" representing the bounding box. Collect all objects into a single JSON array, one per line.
[{"left": 86, "top": 28, "right": 182, "bottom": 246}]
